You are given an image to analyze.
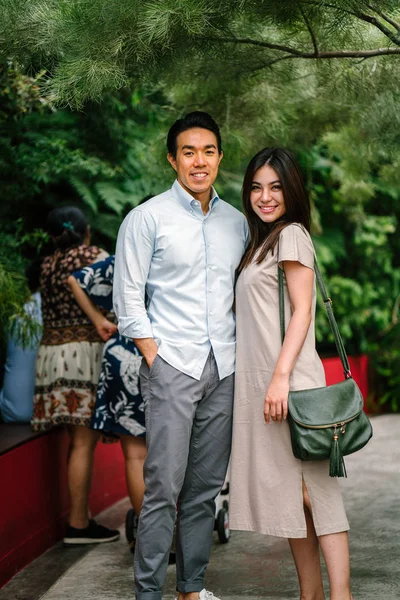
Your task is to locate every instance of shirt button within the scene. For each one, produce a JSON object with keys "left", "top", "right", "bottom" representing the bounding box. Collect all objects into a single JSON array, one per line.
[
  {"left": 208, "top": 289, "right": 212, "bottom": 293},
  {"left": 190, "top": 209, "right": 194, "bottom": 214}
]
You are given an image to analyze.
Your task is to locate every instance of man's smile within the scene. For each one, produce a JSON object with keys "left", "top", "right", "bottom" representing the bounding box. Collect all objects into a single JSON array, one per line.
[{"left": 191, "top": 172, "right": 209, "bottom": 180}]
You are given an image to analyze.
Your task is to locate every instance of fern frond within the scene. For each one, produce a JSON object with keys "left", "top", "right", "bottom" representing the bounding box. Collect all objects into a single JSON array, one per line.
[
  {"left": 95, "top": 181, "right": 129, "bottom": 215},
  {"left": 69, "top": 176, "right": 99, "bottom": 213}
]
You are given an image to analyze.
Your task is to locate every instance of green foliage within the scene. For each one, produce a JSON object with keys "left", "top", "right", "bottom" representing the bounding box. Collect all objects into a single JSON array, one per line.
[
  {"left": 371, "top": 321, "right": 400, "bottom": 413},
  {"left": 0, "top": 63, "right": 173, "bottom": 245},
  {"left": 2, "top": 0, "right": 400, "bottom": 107},
  {"left": 0, "top": 263, "right": 42, "bottom": 348},
  {"left": 0, "top": 221, "right": 45, "bottom": 374},
  {"left": 306, "top": 141, "right": 399, "bottom": 410},
  {"left": 2, "top": 1, "right": 400, "bottom": 409}
]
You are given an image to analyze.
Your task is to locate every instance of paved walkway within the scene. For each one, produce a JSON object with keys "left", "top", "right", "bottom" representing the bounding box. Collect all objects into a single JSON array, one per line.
[{"left": 1, "top": 414, "right": 399, "bottom": 600}]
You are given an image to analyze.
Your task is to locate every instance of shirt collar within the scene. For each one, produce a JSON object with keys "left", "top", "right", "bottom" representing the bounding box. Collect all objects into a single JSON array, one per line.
[{"left": 172, "top": 180, "right": 220, "bottom": 213}]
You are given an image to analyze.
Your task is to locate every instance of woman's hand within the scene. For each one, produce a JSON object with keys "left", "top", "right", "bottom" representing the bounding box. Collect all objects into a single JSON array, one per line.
[
  {"left": 94, "top": 316, "right": 118, "bottom": 341},
  {"left": 264, "top": 374, "right": 290, "bottom": 424}
]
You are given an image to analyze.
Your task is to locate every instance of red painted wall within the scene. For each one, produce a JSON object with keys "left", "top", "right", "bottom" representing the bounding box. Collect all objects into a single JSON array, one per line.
[{"left": 0, "top": 430, "right": 126, "bottom": 588}]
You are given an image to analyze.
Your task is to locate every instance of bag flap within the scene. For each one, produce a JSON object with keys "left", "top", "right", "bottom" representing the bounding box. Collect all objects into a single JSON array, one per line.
[{"left": 288, "top": 378, "right": 364, "bottom": 427}]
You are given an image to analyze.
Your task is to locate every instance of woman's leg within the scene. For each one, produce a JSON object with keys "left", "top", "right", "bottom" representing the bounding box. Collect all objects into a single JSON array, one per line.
[
  {"left": 318, "top": 531, "right": 352, "bottom": 600},
  {"left": 120, "top": 435, "right": 147, "bottom": 515},
  {"left": 288, "top": 482, "right": 325, "bottom": 600},
  {"left": 67, "top": 425, "right": 100, "bottom": 528},
  {"left": 292, "top": 479, "right": 352, "bottom": 600}
]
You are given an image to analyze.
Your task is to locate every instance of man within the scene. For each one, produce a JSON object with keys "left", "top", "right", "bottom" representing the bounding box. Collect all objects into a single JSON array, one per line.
[{"left": 113, "top": 112, "right": 248, "bottom": 600}]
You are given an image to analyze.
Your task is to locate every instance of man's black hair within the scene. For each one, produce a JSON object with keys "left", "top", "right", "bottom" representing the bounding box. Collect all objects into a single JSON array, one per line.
[{"left": 167, "top": 111, "right": 222, "bottom": 158}]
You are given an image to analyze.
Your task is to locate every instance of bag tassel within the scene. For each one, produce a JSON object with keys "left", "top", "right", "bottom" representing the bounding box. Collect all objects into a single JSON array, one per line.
[{"left": 329, "top": 430, "right": 347, "bottom": 478}]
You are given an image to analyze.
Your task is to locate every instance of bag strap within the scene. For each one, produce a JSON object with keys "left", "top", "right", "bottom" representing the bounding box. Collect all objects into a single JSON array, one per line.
[{"left": 278, "top": 257, "right": 352, "bottom": 380}]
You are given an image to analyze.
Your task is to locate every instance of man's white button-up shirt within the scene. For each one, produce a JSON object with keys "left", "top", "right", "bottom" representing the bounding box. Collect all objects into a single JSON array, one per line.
[{"left": 113, "top": 180, "right": 249, "bottom": 380}]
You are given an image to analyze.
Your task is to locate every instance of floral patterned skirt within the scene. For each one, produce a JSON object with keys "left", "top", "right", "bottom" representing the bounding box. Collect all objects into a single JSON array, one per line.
[
  {"left": 32, "top": 341, "right": 103, "bottom": 430},
  {"left": 91, "top": 334, "right": 146, "bottom": 437}
]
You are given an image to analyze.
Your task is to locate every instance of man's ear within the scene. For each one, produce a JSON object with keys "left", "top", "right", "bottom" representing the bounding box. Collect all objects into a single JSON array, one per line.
[
  {"left": 218, "top": 150, "right": 224, "bottom": 166},
  {"left": 167, "top": 153, "right": 178, "bottom": 172}
]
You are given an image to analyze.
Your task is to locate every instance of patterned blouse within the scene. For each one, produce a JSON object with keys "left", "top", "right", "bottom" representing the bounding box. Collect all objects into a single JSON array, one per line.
[{"left": 40, "top": 244, "right": 107, "bottom": 345}]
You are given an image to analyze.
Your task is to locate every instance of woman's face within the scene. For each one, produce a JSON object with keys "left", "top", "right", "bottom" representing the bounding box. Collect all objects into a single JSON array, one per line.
[{"left": 250, "top": 164, "right": 286, "bottom": 223}]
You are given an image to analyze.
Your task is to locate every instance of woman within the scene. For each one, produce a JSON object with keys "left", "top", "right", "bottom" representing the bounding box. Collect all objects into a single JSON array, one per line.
[
  {"left": 230, "top": 148, "right": 352, "bottom": 600},
  {"left": 67, "top": 255, "right": 146, "bottom": 525},
  {"left": 32, "top": 206, "right": 119, "bottom": 545}
]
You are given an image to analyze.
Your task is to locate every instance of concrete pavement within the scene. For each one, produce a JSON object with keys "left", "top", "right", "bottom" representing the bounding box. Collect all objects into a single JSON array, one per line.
[{"left": 1, "top": 414, "right": 399, "bottom": 600}]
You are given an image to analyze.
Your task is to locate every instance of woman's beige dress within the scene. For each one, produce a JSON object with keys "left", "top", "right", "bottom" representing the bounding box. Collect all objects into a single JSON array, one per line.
[{"left": 230, "top": 223, "right": 349, "bottom": 538}]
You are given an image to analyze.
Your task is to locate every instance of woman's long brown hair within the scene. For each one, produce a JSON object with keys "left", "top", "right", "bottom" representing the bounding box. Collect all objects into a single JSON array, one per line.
[{"left": 238, "top": 147, "right": 311, "bottom": 274}]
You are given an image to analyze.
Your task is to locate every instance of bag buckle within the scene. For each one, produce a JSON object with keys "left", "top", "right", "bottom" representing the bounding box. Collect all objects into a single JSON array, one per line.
[{"left": 334, "top": 422, "right": 346, "bottom": 437}]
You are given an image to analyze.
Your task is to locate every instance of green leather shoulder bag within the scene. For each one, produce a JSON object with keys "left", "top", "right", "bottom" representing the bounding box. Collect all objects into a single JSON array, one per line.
[{"left": 278, "top": 257, "right": 373, "bottom": 477}]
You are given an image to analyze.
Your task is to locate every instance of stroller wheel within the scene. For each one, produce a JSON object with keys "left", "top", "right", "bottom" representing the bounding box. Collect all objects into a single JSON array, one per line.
[
  {"left": 217, "top": 507, "right": 230, "bottom": 544},
  {"left": 125, "top": 508, "right": 138, "bottom": 544}
]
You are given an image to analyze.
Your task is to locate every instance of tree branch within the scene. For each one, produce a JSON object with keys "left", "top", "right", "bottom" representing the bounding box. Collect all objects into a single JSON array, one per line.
[
  {"left": 299, "top": 6, "right": 319, "bottom": 56},
  {"left": 353, "top": 9, "right": 400, "bottom": 46},
  {"left": 302, "top": 1, "right": 400, "bottom": 46},
  {"left": 249, "top": 54, "right": 299, "bottom": 77},
  {"left": 367, "top": 4, "right": 400, "bottom": 31},
  {"left": 207, "top": 36, "right": 400, "bottom": 60},
  {"left": 210, "top": 37, "right": 306, "bottom": 56}
]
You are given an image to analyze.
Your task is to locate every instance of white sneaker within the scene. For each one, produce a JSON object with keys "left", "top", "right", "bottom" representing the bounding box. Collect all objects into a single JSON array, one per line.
[
  {"left": 174, "top": 590, "right": 221, "bottom": 600},
  {"left": 200, "top": 591, "right": 221, "bottom": 600}
]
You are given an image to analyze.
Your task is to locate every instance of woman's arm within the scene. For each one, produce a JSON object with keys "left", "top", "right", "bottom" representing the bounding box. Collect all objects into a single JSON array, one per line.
[
  {"left": 67, "top": 275, "right": 118, "bottom": 342},
  {"left": 264, "top": 260, "right": 314, "bottom": 424}
]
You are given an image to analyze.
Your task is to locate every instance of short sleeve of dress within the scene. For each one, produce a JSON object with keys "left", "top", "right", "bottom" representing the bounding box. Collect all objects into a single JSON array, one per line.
[
  {"left": 73, "top": 255, "right": 115, "bottom": 312},
  {"left": 93, "top": 249, "right": 109, "bottom": 263},
  {"left": 278, "top": 224, "right": 314, "bottom": 270}
]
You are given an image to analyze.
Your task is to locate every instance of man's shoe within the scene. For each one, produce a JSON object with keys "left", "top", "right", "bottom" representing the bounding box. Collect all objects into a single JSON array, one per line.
[
  {"left": 199, "top": 591, "right": 221, "bottom": 600},
  {"left": 174, "top": 590, "right": 221, "bottom": 600},
  {"left": 63, "top": 519, "right": 120, "bottom": 545}
]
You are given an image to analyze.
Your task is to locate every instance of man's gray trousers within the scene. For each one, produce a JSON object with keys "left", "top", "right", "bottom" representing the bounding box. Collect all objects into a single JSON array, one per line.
[{"left": 134, "top": 351, "right": 234, "bottom": 600}]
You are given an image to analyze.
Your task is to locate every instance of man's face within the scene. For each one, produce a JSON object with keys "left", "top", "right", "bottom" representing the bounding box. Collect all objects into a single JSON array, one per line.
[{"left": 167, "top": 127, "right": 223, "bottom": 200}]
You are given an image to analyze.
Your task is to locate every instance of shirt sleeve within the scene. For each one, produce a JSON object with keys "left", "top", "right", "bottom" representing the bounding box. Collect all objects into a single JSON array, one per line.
[
  {"left": 113, "top": 209, "right": 155, "bottom": 339},
  {"left": 73, "top": 256, "right": 114, "bottom": 312},
  {"left": 278, "top": 224, "right": 315, "bottom": 270}
]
